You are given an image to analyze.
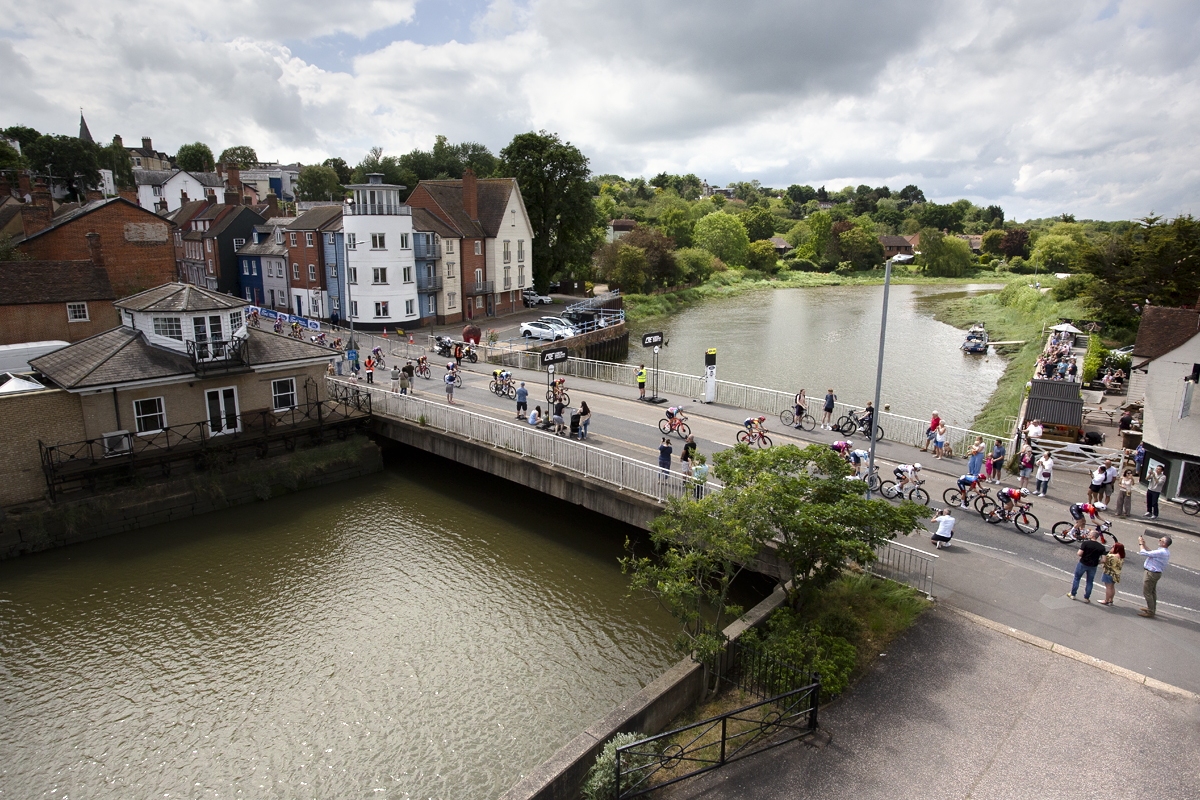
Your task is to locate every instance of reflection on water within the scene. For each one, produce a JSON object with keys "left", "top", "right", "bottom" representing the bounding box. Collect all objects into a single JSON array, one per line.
[
  {"left": 628, "top": 284, "right": 1006, "bottom": 428},
  {"left": 0, "top": 458, "right": 680, "bottom": 799}
]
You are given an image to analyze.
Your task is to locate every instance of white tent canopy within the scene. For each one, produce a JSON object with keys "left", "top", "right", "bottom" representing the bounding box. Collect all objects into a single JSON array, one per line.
[{"left": 1051, "top": 323, "right": 1083, "bottom": 334}]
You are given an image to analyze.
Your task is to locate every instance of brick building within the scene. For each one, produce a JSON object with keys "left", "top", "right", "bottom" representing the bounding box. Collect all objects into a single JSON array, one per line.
[
  {"left": 0, "top": 253, "right": 120, "bottom": 345},
  {"left": 285, "top": 206, "right": 342, "bottom": 320},
  {"left": 12, "top": 177, "right": 176, "bottom": 297}
]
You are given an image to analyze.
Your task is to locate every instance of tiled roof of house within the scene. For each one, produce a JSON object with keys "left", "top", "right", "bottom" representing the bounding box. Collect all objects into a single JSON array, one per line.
[
  {"left": 0, "top": 260, "right": 115, "bottom": 304},
  {"left": 415, "top": 178, "right": 519, "bottom": 238},
  {"left": 879, "top": 235, "right": 913, "bottom": 247},
  {"left": 133, "top": 169, "right": 177, "bottom": 186},
  {"left": 769, "top": 236, "right": 791, "bottom": 250},
  {"left": 287, "top": 205, "right": 343, "bottom": 231},
  {"left": 115, "top": 282, "right": 248, "bottom": 312},
  {"left": 29, "top": 327, "right": 194, "bottom": 390},
  {"left": 53, "top": 201, "right": 81, "bottom": 218},
  {"left": 163, "top": 200, "right": 212, "bottom": 227},
  {"left": 1133, "top": 306, "right": 1200, "bottom": 360},
  {"left": 205, "top": 205, "right": 263, "bottom": 239},
  {"left": 411, "top": 207, "right": 459, "bottom": 238},
  {"left": 610, "top": 219, "right": 637, "bottom": 231},
  {"left": 189, "top": 171, "right": 226, "bottom": 188},
  {"left": 0, "top": 202, "right": 22, "bottom": 231},
  {"left": 11, "top": 197, "right": 165, "bottom": 245},
  {"left": 245, "top": 327, "right": 335, "bottom": 365}
]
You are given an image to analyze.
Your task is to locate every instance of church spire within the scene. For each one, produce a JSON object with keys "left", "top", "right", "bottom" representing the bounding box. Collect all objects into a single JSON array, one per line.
[{"left": 79, "top": 110, "right": 94, "bottom": 144}]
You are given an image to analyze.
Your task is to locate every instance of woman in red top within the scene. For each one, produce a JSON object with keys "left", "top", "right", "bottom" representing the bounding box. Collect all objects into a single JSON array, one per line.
[{"left": 921, "top": 410, "right": 941, "bottom": 452}]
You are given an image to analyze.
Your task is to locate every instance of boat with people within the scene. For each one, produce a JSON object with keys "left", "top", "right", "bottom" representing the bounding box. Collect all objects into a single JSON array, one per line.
[{"left": 961, "top": 322, "right": 989, "bottom": 354}]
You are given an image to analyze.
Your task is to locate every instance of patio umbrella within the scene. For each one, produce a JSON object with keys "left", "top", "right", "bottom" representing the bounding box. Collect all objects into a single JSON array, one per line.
[{"left": 1051, "top": 323, "right": 1083, "bottom": 334}]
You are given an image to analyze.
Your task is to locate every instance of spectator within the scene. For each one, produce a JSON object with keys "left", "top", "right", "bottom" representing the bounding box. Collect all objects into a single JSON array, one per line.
[
  {"left": 680, "top": 434, "right": 697, "bottom": 472},
  {"left": 528, "top": 405, "right": 541, "bottom": 426},
  {"left": 390, "top": 365, "right": 401, "bottom": 394},
  {"left": 822, "top": 389, "right": 837, "bottom": 430},
  {"left": 658, "top": 437, "right": 673, "bottom": 478},
  {"left": 967, "top": 436, "right": 985, "bottom": 477},
  {"left": 1025, "top": 419, "right": 1043, "bottom": 448},
  {"left": 934, "top": 422, "right": 947, "bottom": 459},
  {"left": 692, "top": 454, "right": 710, "bottom": 499},
  {"left": 578, "top": 401, "right": 592, "bottom": 440},
  {"left": 402, "top": 360, "right": 416, "bottom": 395},
  {"left": 1018, "top": 446, "right": 1036, "bottom": 490},
  {"left": 1069, "top": 529, "right": 1107, "bottom": 603},
  {"left": 552, "top": 399, "right": 567, "bottom": 435},
  {"left": 930, "top": 508, "right": 955, "bottom": 550},
  {"left": 1100, "top": 540, "right": 1126, "bottom": 606},
  {"left": 1137, "top": 533, "right": 1172, "bottom": 618},
  {"left": 515, "top": 382, "right": 529, "bottom": 420},
  {"left": 1035, "top": 452, "right": 1054, "bottom": 496},
  {"left": 990, "top": 439, "right": 1006, "bottom": 484},
  {"left": 921, "top": 410, "right": 940, "bottom": 453},
  {"left": 1145, "top": 464, "right": 1166, "bottom": 519}
]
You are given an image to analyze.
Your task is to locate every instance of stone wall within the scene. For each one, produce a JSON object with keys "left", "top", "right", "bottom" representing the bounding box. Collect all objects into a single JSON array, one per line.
[
  {"left": 0, "top": 387, "right": 87, "bottom": 507},
  {"left": 0, "top": 436, "right": 382, "bottom": 560}
]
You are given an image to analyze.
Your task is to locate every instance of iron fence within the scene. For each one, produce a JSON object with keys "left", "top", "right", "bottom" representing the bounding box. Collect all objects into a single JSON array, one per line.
[
  {"left": 614, "top": 673, "right": 820, "bottom": 799},
  {"left": 867, "top": 539, "right": 937, "bottom": 596},
  {"left": 331, "top": 378, "right": 720, "bottom": 504}
]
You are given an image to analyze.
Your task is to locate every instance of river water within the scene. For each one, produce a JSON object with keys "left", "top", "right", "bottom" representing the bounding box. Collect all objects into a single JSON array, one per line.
[
  {"left": 627, "top": 284, "right": 1006, "bottom": 430},
  {"left": 0, "top": 457, "right": 682, "bottom": 799}
]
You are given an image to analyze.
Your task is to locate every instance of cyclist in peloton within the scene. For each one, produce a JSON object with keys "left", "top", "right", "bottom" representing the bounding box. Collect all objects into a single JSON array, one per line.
[
  {"left": 849, "top": 449, "right": 870, "bottom": 476},
  {"left": 894, "top": 462, "right": 922, "bottom": 493},
  {"left": 830, "top": 440, "right": 853, "bottom": 459},
  {"left": 956, "top": 473, "right": 982, "bottom": 508},
  {"left": 997, "top": 486, "right": 1030, "bottom": 516},
  {"left": 1068, "top": 501, "right": 1107, "bottom": 536},
  {"left": 743, "top": 415, "right": 766, "bottom": 435}
]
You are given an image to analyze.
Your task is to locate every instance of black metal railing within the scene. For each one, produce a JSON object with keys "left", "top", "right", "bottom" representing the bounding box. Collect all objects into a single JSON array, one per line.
[
  {"left": 38, "top": 393, "right": 372, "bottom": 501},
  {"left": 614, "top": 674, "right": 820, "bottom": 799},
  {"left": 464, "top": 280, "right": 493, "bottom": 295},
  {"left": 187, "top": 337, "right": 249, "bottom": 370}
]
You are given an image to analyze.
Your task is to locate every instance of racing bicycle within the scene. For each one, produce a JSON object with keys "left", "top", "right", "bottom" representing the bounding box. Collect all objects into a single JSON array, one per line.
[
  {"left": 878, "top": 478, "right": 930, "bottom": 505},
  {"left": 835, "top": 411, "right": 885, "bottom": 441},
  {"left": 659, "top": 414, "right": 691, "bottom": 439},
  {"left": 982, "top": 501, "right": 1040, "bottom": 535},
  {"left": 736, "top": 428, "right": 773, "bottom": 449},
  {"left": 1052, "top": 519, "right": 1114, "bottom": 545},
  {"left": 942, "top": 485, "right": 992, "bottom": 513},
  {"left": 490, "top": 379, "right": 516, "bottom": 399}
]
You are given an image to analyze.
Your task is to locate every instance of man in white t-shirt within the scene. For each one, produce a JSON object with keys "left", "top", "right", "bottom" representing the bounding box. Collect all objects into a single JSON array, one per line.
[
  {"left": 931, "top": 508, "right": 955, "bottom": 549},
  {"left": 1025, "top": 419, "right": 1043, "bottom": 441}
]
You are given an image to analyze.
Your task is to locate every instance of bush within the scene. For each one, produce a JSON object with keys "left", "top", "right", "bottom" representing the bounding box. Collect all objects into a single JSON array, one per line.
[
  {"left": 675, "top": 247, "right": 716, "bottom": 283},
  {"left": 787, "top": 257, "right": 822, "bottom": 272},
  {"left": 1082, "top": 334, "right": 1108, "bottom": 384},
  {"left": 582, "top": 731, "right": 652, "bottom": 800},
  {"left": 740, "top": 269, "right": 768, "bottom": 282},
  {"left": 742, "top": 611, "right": 857, "bottom": 700},
  {"left": 1008, "top": 256, "right": 1034, "bottom": 274},
  {"left": 1051, "top": 273, "right": 1097, "bottom": 302}
]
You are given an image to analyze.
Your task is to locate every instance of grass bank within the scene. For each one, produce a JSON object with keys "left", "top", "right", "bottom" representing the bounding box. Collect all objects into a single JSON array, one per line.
[
  {"left": 624, "top": 266, "right": 1012, "bottom": 320},
  {"left": 931, "top": 283, "right": 1091, "bottom": 435}
]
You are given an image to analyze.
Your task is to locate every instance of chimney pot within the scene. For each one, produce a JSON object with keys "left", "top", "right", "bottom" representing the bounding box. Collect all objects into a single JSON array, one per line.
[
  {"left": 113, "top": 134, "right": 124, "bottom": 149},
  {"left": 17, "top": 171, "right": 32, "bottom": 197},
  {"left": 181, "top": 190, "right": 189, "bottom": 204}
]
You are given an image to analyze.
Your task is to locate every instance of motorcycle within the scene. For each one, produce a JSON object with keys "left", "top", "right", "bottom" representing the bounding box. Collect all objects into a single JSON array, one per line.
[
  {"left": 434, "top": 335, "right": 455, "bottom": 357},
  {"left": 462, "top": 343, "right": 478, "bottom": 363}
]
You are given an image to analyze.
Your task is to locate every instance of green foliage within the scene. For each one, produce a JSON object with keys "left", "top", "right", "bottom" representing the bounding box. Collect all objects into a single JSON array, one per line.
[
  {"left": 787, "top": 258, "right": 821, "bottom": 272},
  {"left": 982, "top": 228, "right": 1005, "bottom": 256},
  {"left": 295, "top": 164, "right": 342, "bottom": 201},
  {"left": 917, "top": 228, "right": 972, "bottom": 277},
  {"left": 24, "top": 134, "right": 102, "bottom": 200},
  {"left": 657, "top": 206, "right": 693, "bottom": 247},
  {"left": 1051, "top": 273, "right": 1097, "bottom": 301},
  {"left": 745, "top": 239, "right": 779, "bottom": 273},
  {"left": 0, "top": 233, "right": 32, "bottom": 261},
  {"left": 322, "top": 157, "right": 354, "bottom": 184},
  {"left": 675, "top": 247, "right": 716, "bottom": 283},
  {"left": 741, "top": 616, "right": 856, "bottom": 700},
  {"left": 175, "top": 141, "right": 215, "bottom": 172},
  {"left": 1081, "top": 334, "right": 1108, "bottom": 385},
  {"left": 352, "top": 146, "right": 414, "bottom": 194},
  {"left": 612, "top": 244, "right": 649, "bottom": 294},
  {"left": 917, "top": 202, "right": 965, "bottom": 233},
  {"left": 1000, "top": 228, "right": 1030, "bottom": 260},
  {"left": 218, "top": 145, "right": 258, "bottom": 168},
  {"left": 2, "top": 124, "right": 42, "bottom": 150},
  {"left": 500, "top": 130, "right": 599, "bottom": 289},
  {"left": 582, "top": 732, "right": 652, "bottom": 800},
  {"left": 694, "top": 212, "right": 750, "bottom": 266},
  {"left": 0, "top": 139, "right": 25, "bottom": 172},
  {"left": 1032, "top": 233, "right": 1078, "bottom": 271},
  {"left": 97, "top": 139, "right": 134, "bottom": 188},
  {"left": 624, "top": 226, "right": 679, "bottom": 287},
  {"left": 401, "top": 133, "right": 499, "bottom": 181},
  {"left": 739, "top": 206, "right": 776, "bottom": 241}
]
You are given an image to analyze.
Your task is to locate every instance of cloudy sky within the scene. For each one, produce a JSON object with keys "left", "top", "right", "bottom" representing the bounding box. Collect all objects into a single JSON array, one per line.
[{"left": 2, "top": 0, "right": 1197, "bottom": 221}]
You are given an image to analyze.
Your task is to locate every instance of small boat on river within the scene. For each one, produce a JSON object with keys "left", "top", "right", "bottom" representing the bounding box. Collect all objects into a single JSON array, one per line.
[{"left": 961, "top": 323, "right": 988, "bottom": 354}]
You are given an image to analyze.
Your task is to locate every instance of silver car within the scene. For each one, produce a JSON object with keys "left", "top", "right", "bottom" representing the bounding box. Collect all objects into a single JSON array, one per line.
[{"left": 520, "top": 321, "right": 567, "bottom": 340}]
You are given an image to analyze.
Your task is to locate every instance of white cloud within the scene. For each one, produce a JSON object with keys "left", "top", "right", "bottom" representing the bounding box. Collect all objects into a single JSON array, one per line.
[{"left": 2, "top": 0, "right": 1198, "bottom": 220}]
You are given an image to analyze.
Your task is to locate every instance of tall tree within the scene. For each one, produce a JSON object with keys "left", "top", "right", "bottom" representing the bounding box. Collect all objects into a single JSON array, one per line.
[
  {"left": 2, "top": 125, "right": 42, "bottom": 151},
  {"left": 295, "top": 164, "right": 342, "bottom": 201},
  {"left": 499, "top": 130, "right": 599, "bottom": 290},
  {"left": 917, "top": 202, "right": 966, "bottom": 233},
  {"left": 981, "top": 229, "right": 1005, "bottom": 257},
  {"left": 218, "top": 145, "right": 258, "bottom": 168},
  {"left": 624, "top": 225, "right": 679, "bottom": 288},
  {"left": 999, "top": 228, "right": 1030, "bottom": 260},
  {"left": 739, "top": 206, "right": 776, "bottom": 242},
  {"left": 97, "top": 139, "right": 135, "bottom": 188},
  {"left": 24, "top": 134, "right": 100, "bottom": 200},
  {"left": 175, "top": 142, "right": 215, "bottom": 172},
  {"left": 897, "top": 184, "right": 926, "bottom": 204},
  {"left": 787, "top": 184, "right": 817, "bottom": 204},
  {"left": 917, "top": 228, "right": 972, "bottom": 277},
  {"left": 694, "top": 212, "right": 750, "bottom": 266},
  {"left": 322, "top": 157, "right": 353, "bottom": 184}
]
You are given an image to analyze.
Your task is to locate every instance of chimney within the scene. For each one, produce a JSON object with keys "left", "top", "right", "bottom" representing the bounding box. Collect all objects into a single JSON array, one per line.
[
  {"left": 224, "top": 188, "right": 239, "bottom": 206},
  {"left": 266, "top": 193, "right": 278, "bottom": 211},
  {"left": 155, "top": 198, "right": 168, "bottom": 213},
  {"left": 228, "top": 166, "right": 240, "bottom": 190},
  {"left": 462, "top": 169, "right": 478, "bottom": 220},
  {"left": 112, "top": 134, "right": 123, "bottom": 149},
  {"left": 21, "top": 177, "right": 54, "bottom": 236},
  {"left": 85, "top": 232, "right": 104, "bottom": 268},
  {"left": 181, "top": 190, "right": 189, "bottom": 204},
  {"left": 17, "top": 170, "right": 32, "bottom": 199},
  {"left": 216, "top": 162, "right": 224, "bottom": 180},
  {"left": 118, "top": 187, "right": 137, "bottom": 202},
  {"left": 142, "top": 137, "right": 152, "bottom": 151}
]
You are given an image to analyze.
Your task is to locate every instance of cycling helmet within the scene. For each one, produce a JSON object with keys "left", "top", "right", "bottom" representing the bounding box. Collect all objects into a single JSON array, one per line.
[
  {"left": 845, "top": 441, "right": 854, "bottom": 448},
  {"left": 1094, "top": 502, "right": 1107, "bottom": 510},
  {"left": 913, "top": 463, "right": 922, "bottom": 471},
  {"left": 1020, "top": 488, "right": 1030, "bottom": 496},
  {"left": 758, "top": 416, "right": 766, "bottom": 422}
]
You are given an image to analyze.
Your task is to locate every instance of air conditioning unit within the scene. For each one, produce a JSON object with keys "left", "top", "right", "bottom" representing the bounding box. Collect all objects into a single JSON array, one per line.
[{"left": 102, "top": 430, "right": 131, "bottom": 457}]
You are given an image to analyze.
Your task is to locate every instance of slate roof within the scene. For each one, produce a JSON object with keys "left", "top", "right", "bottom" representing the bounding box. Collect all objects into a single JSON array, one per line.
[
  {"left": 1133, "top": 306, "right": 1200, "bottom": 360},
  {"left": 0, "top": 260, "right": 115, "bottom": 304},
  {"left": 29, "top": 327, "right": 194, "bottom": 390},
  {"left": 115, "top": 282, "right": 248, "bottom": 312},
  {"left": 162, "top": 199, "right": 211, "bottom": 227},
  {"left": 244, "top": 327, "right": 335, "bottom": 365},
  {"left": 769, "top": 236, "right": 791, "bottom": 251},
  {"left": 879, "top": 235, "right": 914, "bottom": 247},
  {"left": 133, "top": 169, "right": 176, "bottom": 187},
  {"left": 1024, "top": 395, "right": 1083, "bottom": 428},
  {"left": 0, "top": 201, "right": 21, "bottom": 232},
  {"left": 410, "top": 207, "right": 459, "bottom": 238},
  {"left": 287, "top": 205, "right": 343, "bottom": 231},
  {"left": 415, "top": 178, "right": 519, "bottom": 238}
]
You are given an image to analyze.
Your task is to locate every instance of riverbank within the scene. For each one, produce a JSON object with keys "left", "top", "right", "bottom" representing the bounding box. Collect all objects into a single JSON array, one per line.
[
  {"left": 623, "top": 266, "right": 1018, "bottom": 320},
  {"left": 931, "top": 282, "right": 1091, "bottom": 435}
]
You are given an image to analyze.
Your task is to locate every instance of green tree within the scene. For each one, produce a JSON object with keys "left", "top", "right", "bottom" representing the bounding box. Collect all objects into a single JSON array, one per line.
[
  {"left": 24, "top": 134, "right": 101, "bottom": 201},
  {"left": 787, "top": 184, "right": 817, "bottom": 204},
  {"left": 2, "top": 125, "right": 42, "bottom": 151},
  {"left": 799, "top": 210, "right": 833, "bottom": 262},
  {"left": 745, "top": 239, "right": 779, "bottom": 273},
  {"left": 624, "top": 225, "right": 679, "bottom": 288},
  {"left": 499, "top": 131, "right": 599, "bottom": 289},
  {"left": 675, "top": 247, "right": 716, "bottom": 283},
  {"left": 0, "top": 140, "right": 24, "bottom": 172},
  {"left": 981, "top": 228, "right": 1005, "bottom": 257},
  {"left": 354, "top": 145, "right": 414, "bottom": 192},
  {"left": 999, "top": 228, "right": 1030, "bottom": 260},
  {"left": 322, "top": 157, "right": 354, "bottom": 184},
  {"left": 218, "top": 145, "right": 258, "bottom": 168},
  {"left": 97, "top": 138, "right": 134, "bottom": 188},
  {"left": 837, "top": 226, "right": 882, "bottom": 268},
  {"left": 657, "top": 206, "right": 693, "bottom": 248},
  {"left": 897, "top": 184, "right": 926, "bottom": 205},
  {"left": 739, "top": 206, "right": 775, "bottom": 242},
  {"left": 295, "top": 164, "right": 342, "bottom": 201},
  {"left": 694, "top": 212, "right": 750, "bottom": 266},
  {"left": 917, "top": 228, "right": 972, "bottom": 277},
  {"left": 917, "top": 202, "right": 965, "bottom": 233},
  {"left": 175, "top": 141, "right": 215, "bottom": 172},
  {"left": 1032, "top": 233, "right": 1078, "bottom": 271},
  {"left": 611, "top": 243, "right": 649, "bottom": 293}
]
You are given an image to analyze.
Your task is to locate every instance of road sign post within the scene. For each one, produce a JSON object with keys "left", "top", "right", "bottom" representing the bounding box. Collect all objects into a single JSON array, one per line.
[
  {"left": 641, "top": 332, "right": 667, "bottom": 404},
  {"left": 704, "top": 348, "right": 716, "bottom": 403},
  {"left": 541, "top": 347, "right": 568, "bottom": 409}
]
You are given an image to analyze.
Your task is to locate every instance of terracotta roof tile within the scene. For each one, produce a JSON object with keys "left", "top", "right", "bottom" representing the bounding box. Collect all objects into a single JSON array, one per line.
[{"left": 1133, "top": 306, "right": 1200, "bottom": 360}]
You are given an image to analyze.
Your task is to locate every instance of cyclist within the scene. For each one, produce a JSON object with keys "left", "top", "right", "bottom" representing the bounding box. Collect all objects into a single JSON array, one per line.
[
  {"left": 665, "top": 406, "right": 687, "bottom": 431},
  {"left": 849, "top": 448, "right": 870, "bottom": 475},
  {"left": 743, "top": 416, "right": 766, "bottom": 438},
  {"left": 1068, "top": 501, "right": 1107, "bottom": 537},
  {"left": 830, "top": 440, "right": 854, "bottom": 459},
  {"left": 997, "top": 486, "right": 1030, "bottom": 517},
  {"left": 857, "top": 401, "right": 875, "bottom": 435},
  {"left": 956, "top": 473, "right": 982, "bottom": 508},
  {"left": 893, "top": 462, "right": 922, "bottom": 493}
]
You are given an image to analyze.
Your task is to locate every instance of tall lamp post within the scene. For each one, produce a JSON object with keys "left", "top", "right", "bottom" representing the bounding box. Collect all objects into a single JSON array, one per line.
[{"left": 867, "top": 254, "right": 912, "bottom": 495}]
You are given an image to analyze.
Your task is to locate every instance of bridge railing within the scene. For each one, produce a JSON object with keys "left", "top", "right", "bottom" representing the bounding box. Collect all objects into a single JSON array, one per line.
[
  {"left": 330, "top": 378, "right": 721, "bottom": 504},
  {"left": 866, "top": 539, "right": 937, "bottom": 597}
]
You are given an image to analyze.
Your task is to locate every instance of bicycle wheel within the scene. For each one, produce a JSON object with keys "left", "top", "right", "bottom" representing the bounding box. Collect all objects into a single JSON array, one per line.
[
  {"left": 835, "top": 416, "right": 855, "bottom": 434},
  {"left": 489, "top": 380, "right": 500, "bottom": 395},
  {"left": 1051, "top": 521, "right": 1076, "bottom": 544},
  {"left": 871, "top": 425, "right": 885, "bottom": 442},
  {"left": 973, "top": 494, "right": 992, "bottom": 513},
  {"left": 879, "top": 480, "right": 899, "bottom": 500},
  {"left": 779, "top": 410, "right": 795, "bottom": 427},
  {"left": 908, "top": 487, "right": 930, "bottom": 505},
  {"left": 943, "top": 488, "right": 963, "bottom": 506},
  {"left": 758, "top": 434, "right": 772, "bottom": 449},
  {"left": 737, "top": 430, "right": 751, "bottom": 444},
  {"left": 1014, "top": 511, "right": 1039, "bottom": 535},
  {"left": 800, "top": 413, "right": 816, "bottom": 432},
  {"left": 659, "top": 419, "right": 672, "bottom": 435},
  {"left": 454, "top": 374, "right": 462, "bottom": 388},
  {"left": 981, "top": 501, "right": 1003, "bottom": 523},
  {"left": 1183, "top": 498, "right": 1199, "bottom": 516},
  {"left": 503, "top": 384, "right": 516, "bottom": 400},
  {"left": 676, "top": 422, "right": 691, "bottom": 439},
  {"left": 546, "top": 390, "right": 555, "bottom": 402},
  {"left": 560, "top": 392, "right": 570, "bottom": 405}
]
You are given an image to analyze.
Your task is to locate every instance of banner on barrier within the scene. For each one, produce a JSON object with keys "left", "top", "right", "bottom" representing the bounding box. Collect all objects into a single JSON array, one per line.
[{"left": 249, "top": 306, "right": 321, "bottom": 330}]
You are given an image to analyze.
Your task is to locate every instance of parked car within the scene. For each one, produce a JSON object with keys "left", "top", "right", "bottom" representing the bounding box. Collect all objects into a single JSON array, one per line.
[
  {"left": 539, "top": 316, "right": 576, "bottom": 334},
  {"left": 522, "top": 290, "right": 553, "bottom": 306},
  {"left": 548, "top": 281, "right": 561, "bottom": 293},
  {"left": 520, "top": 320, "right": 567, "bottom": 340}
]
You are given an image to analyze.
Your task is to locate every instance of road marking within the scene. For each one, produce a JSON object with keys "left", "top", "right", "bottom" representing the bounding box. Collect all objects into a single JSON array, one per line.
[{"left": 950, "top": 538, "right": 1019, "bottom": 555}]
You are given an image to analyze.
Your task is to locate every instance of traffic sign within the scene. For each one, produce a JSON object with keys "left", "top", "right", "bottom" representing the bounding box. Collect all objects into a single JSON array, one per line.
[
  {"left": 642, "top": 331, "right": 664, "bottom": 348},
  {"left": 540, "top": 346, "right": 569, "bottom": 366}
]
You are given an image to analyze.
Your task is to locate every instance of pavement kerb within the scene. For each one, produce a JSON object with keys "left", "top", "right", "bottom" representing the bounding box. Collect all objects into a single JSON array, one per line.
[{"left": 944, "top": 604, "right": 1199, "bottom": 701}]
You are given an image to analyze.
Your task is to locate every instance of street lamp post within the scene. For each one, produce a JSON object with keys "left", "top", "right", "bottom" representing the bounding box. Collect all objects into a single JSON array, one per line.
[{"left": 867, "top": 254, "right": 910, "bottom": 495}]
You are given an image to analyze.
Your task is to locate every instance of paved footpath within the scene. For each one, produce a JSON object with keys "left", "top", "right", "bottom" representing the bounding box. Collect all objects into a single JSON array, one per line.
[{"left": 659, "top": 606, "right": 1200, "bottom": 800}]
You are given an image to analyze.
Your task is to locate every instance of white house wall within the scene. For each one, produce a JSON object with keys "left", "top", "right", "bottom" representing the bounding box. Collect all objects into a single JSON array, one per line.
[
  {"left": 1143, "top": 334, "right": 1200, "bottom": 458},
  {"left": 343, "top": 213, "right": 418, "bottom": 327}
]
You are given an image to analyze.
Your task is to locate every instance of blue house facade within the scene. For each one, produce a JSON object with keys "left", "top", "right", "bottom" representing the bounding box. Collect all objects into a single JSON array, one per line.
[{"left": 323, "top": 221, "right": 347, "bottom": 327}]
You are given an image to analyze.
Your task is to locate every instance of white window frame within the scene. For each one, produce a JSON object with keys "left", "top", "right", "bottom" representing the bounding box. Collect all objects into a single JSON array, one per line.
[
  {"left": 289, "top": 232, "right": 297, "bottom": 246},
  {"left": 305, "top": 232, "right": 314, "bottom": 246},
  {"left": 518, "top": 240, "right": 525, "bottom": 261},
  {"left": 405, "top": 299, "right": 415, "bottom": 316},
  {"left": 233, "top": 238, "right": 245, "bottom": 249},
  {"left": 371, "top": 233, "right": 386, "bottom": 250},
  {"left": 242, "top": 260, "right": 249, "bottom": 275},
  {"left": 503, "top": 240, "right": 511, "bottom": 263},
  {"left": 308, "top": 264, "right": 316, "bottom": 281},
  {"left": 133, "top": 396, "right": 166, "bottom": 435},
  {"left": 446, "top": 261, "right": 455, "bottom": 278},
  {"left": 518, "top": 265, "right": 526, "bottom": 288},
  {"left": 374, "top": 301, "right": 389, "bottom": 318},
  {"left": 152, "top": 185, "right": 163, "bottom": 197},
  {"left": 271, "top": 377, "right": 297, "bottom": 411},
  {"left": 448, "top": 291, "right": 456, "bottom": 309},
  {"left": 347, "top": 233, "right": 356, "bottom": 250},
  {"left": 348, "top": 266, "right": 358, "bottom": 284},
  {"left": 403, "top": 266, "right": 413, "bottom": 283},
  {"left": 351, "top": 300, "right": 358, "bottom": 318},
  {"left": 373, "top": 267, "right": 387, "bottom": 284},
  {"left": 66, "top": 302, "right": 89, "bottom": 322},
  {"left": 445, "top": 239, "right": 454, "bottom": 254},
  {"left": 293, "top": 263, "right": 299, "bottom": 279},
  {"left": 206, "top": 239, "right": 212, "bottom": 253},
  {"left": 474, "top": 240, "right": 482, "bottom": 255},
  {"left": 400, "top": 233, "right": 410, "bottom": 249}
]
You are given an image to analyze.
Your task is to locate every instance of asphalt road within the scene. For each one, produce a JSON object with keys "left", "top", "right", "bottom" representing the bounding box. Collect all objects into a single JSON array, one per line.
[{"left": 387, "top": 359, "right": 1200, "bottom": 694}]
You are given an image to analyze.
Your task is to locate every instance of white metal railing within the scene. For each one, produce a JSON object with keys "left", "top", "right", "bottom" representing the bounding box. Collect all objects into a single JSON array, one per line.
[
  {"left": 1025, "top": 437, "right": 1126, "bottom": 473},
  {"left": 331, "top": 378, "right": 720, "bottom": 503}
]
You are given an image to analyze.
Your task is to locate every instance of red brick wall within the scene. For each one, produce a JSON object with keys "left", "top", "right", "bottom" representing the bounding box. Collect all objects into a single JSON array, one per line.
[
  {"left": 0, "top": 302, "right": 121, "bottom": 345},
  {"left": 286, "top": 230, "right": 326, "bottom": 291},
  {"left": 19, "top": 202, "right": 176, "bottom": 297}
]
